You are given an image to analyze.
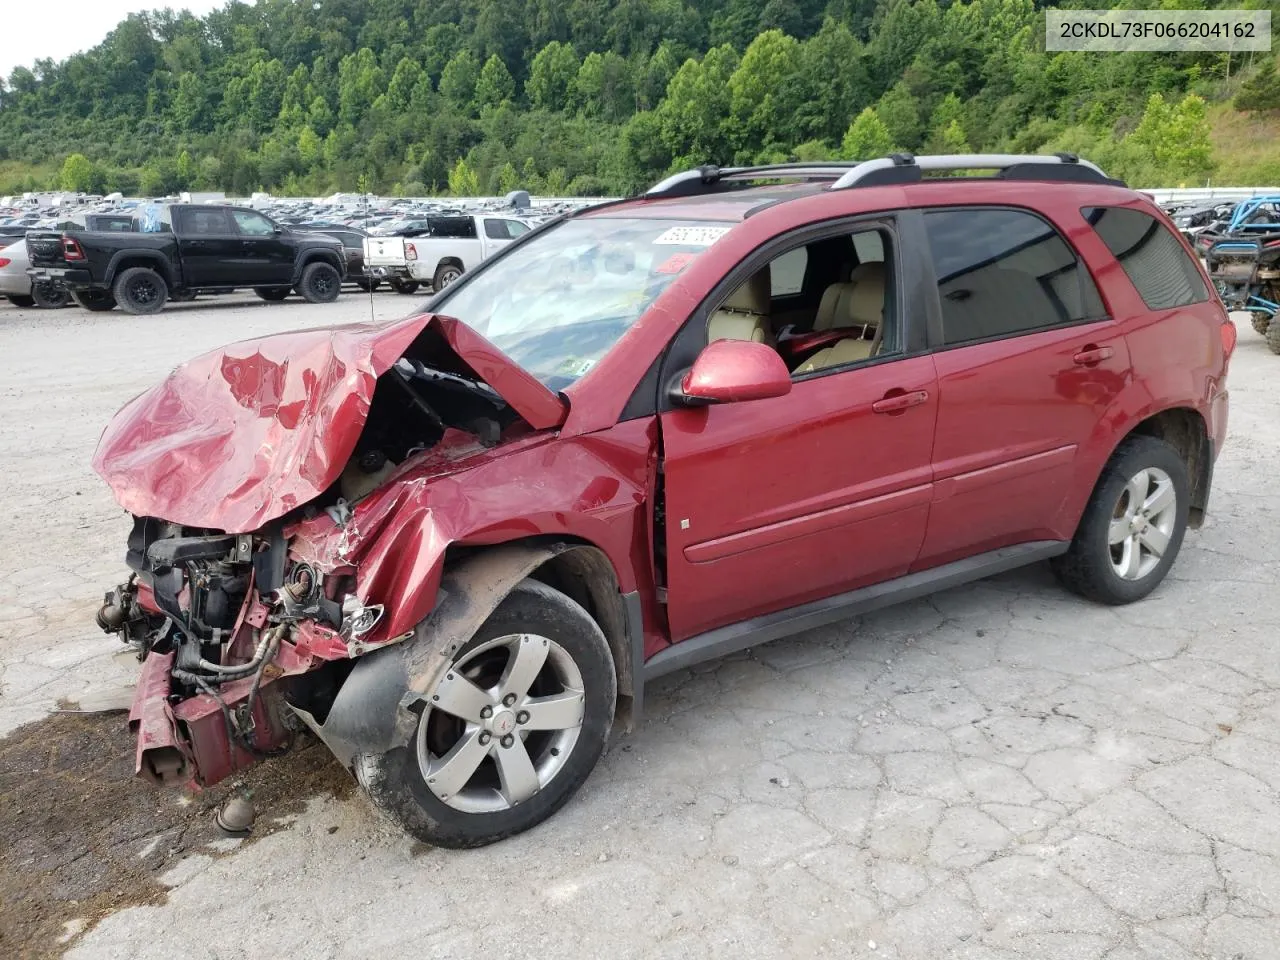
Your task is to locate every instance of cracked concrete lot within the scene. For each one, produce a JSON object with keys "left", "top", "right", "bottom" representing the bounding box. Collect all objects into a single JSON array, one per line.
[{"left": 2, "top": 294, "right": 1278, "bottom": 959}]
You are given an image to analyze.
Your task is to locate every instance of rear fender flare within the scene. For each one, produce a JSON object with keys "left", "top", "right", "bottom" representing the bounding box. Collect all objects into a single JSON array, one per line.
[
  {"left": 105, "top": 251, "right": 173, "bottom": 288},
  {"left": 293, "top": 543, "right": 564, "bottom": 769},
  {"left": 291, "top": 250, "right": 344, "bottom": 285}
]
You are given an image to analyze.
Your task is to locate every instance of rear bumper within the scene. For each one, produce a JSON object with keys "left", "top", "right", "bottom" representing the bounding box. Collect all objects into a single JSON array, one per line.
[{"left": 27, "top": 266, "right": 94, "bottom": 288}]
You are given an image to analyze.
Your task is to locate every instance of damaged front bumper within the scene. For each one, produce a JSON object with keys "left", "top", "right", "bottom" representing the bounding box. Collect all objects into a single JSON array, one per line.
[{"left": 100, "top": 520, "right": 401, "bottom": 789}]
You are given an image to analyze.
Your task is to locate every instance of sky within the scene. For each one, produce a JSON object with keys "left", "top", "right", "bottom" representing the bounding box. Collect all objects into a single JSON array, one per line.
[{"left": 1, "top": 0, "right": 226, "bottom": 79}]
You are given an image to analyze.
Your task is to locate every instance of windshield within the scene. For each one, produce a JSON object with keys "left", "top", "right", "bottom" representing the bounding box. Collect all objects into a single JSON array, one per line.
[{"left": 430, "top": 217, "right": 731, "bottom": 390}]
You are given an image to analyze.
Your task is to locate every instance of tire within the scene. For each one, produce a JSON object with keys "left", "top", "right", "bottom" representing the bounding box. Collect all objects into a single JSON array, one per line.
[
  {"left": 297, "top": 261, "right": 341, "bottom": 303},
  {"left": 389, "top": 279, "right": 420, "bottom": 295},
  {"left": 1250, "top": 312, "right": 1271, "bottom": 336},
  {"left": 1266, "top": 320, "right": 1280, "bottom": 356},
  {"left": 356, "top": 578, "right": 616, "bottom": 848},
  {"left": 6, "top": 294, "right": 35, "bottom": 308},
  {"left": 354, "top": 278, "right": 380, "bottom": 292},
  {"left": 112, "top": 267, "right": 168, "bottom": 315},
  {"left": 433, "top": 263, "right": 463, "bottom": 292},
  {"left": 31, "top": 282, "right": 71, "bottom": 309},
  {"left": 71, "top": 290, "right": 117, "bottom": 312},
  {"left": 1051, "top": 435, "right": 1190, "bottom": 605},
  {"left": 254, "top": 286, "right": 291, "bottom": 302}
]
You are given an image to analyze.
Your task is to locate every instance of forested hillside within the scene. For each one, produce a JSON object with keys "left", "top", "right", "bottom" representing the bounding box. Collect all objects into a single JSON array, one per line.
[{"left": 1, "top": 0, "right": 1277, "bottom": 197}]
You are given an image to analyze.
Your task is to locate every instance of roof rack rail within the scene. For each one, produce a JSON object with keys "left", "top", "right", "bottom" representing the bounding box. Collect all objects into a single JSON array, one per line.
[
  {"left": 646, "top": 162, "right": 861, "bottom": 199},
  {"left": 829, "top": 152, "right": 1120, "bottom": 189}
]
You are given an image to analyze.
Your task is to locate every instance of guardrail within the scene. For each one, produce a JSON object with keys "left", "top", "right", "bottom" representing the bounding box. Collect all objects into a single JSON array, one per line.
[{"left": 1141, "top": 187, "right": 1280, "bottom": 205}]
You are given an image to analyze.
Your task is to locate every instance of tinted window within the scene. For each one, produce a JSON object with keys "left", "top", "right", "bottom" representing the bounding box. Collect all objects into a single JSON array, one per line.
[
  {"left": 183, "top": 209, "right": 232, "bottom": 235},
  {"left": 232, "top": 210, "right": 276, "bottom": 236},
  {"left": 484, "top": 218, "right": 510, "bottom": 240},
  {"left": 1083, "top": 206, "right": 1209, "bottom": 310},
  {"left": 769, "top": 247, "right": 807, "bottom": 296},
  {"left": 429, "top": 217, "right": 477, "bottom": 239},
  {"left": 853, "top": 231, "right": 884, "bottom": 264},
  {"left": 925, "top": 208, "right": 1105, "bottom": 346}
]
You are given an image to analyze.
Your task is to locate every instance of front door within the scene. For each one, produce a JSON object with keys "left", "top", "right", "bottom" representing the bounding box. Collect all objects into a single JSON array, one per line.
[
  {"left": 914, "top": 206, "right": 1133, "bottom": 569},
  {"left": 658, "top": 219, "right": 939, "bottom": 642},
  {"left": 230, "top": 209, "right": 294, "bottom": 285}
]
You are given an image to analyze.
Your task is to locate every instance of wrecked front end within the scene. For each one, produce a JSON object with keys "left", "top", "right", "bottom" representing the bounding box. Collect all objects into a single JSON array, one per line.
[
  {"left": 92, "top": 313, "right": 567, "bottom": 790},
  {"left": 99, "top": 520, "right": 386, "bottom": 787}
]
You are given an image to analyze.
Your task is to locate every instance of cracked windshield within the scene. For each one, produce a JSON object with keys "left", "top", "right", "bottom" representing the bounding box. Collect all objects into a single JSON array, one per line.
[{"left": 431, "top": 217, "right": 728, "bottom": 390}]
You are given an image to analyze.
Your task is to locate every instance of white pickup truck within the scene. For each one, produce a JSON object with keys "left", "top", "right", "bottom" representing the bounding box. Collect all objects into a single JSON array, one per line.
[{"left": 363, "top": 213, "right": 532, "bottom": 294}]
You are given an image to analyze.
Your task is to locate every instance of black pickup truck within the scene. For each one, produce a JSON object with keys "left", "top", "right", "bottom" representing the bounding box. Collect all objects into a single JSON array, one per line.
[{"left": 26, "top": 203, "right": 345, "bottom": 314}]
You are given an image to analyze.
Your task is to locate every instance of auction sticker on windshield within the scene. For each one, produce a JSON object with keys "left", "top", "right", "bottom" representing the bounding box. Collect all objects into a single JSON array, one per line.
[{"left": 653, "top": 226, "right": 731, "bottom": 246}]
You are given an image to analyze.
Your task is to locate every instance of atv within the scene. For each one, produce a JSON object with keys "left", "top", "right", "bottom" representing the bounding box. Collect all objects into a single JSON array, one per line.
[{"left": 1202, "top": 197, "right": 1280, "bottom": 352}]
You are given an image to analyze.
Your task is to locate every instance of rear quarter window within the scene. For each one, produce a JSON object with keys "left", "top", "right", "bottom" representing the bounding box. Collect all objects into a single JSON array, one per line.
[{"left": 1082, "top": 206, "right": 1209, "bottom": 310}]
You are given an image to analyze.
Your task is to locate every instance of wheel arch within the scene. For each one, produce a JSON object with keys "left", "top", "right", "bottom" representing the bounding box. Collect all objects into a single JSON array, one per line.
[
  {"left": 106, "top": 251, "right": 173, "bottom": 288},
  {"left": 1124, "top": 407, "right": 1212, "bottom": 528},
  {"left": 292, "top": 249, "right": 344, "bottom": 284},
  {"left": 291, "top": 537, "right": 643, "bottom": 772},
  {"left": 434, "top": 256, "right": 465, "bottom": 276}
]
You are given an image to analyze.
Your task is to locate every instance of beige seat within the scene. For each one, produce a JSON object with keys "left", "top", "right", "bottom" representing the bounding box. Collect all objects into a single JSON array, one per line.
[
  {"left": 708, "top": 268, "right": 772, "bottom": 344},
  {"left": 815, "top": 261, "right": 886, "bottom": 332},
  {"left": 793, "top": 337, "right": 875, "bottom": 374}
]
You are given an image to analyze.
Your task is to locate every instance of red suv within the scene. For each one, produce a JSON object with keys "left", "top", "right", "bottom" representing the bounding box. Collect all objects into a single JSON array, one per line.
[{"left": 94, "top": 154, "right": 1233, "bottom": 846}]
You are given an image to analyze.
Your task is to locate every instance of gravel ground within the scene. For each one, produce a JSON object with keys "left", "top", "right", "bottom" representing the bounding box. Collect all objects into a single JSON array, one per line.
[{"left": 1, "top": 293, "right": 1278, "bottom": 960}]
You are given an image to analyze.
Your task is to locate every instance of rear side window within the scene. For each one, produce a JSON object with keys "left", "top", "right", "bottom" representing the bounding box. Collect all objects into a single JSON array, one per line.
[
  {"left": 924, "top": 208, "right": 1105, "bottom": 346},
  {"left": 429, "top": 217, "right": 478, "bottom": 239},
  {"left": 1082, "top": 206, "right": 1208, "bottom": 310},
  {"left": 769, "top": 246, "right": 807, "bottom": 296}
]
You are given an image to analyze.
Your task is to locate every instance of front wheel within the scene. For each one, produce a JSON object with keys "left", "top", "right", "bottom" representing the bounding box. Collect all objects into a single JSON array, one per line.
[
  {"left": 31, "top": 282, "right": 71, "bottom": 309},
  {"left": 71, "top": 290, "right": 117, "bottom": 312},
  {"left": 112, "top": 267, "right": 168, "bottom": 315},
  {"left": 254, "top": 286, "right": 291, "bottom": 302},
  {"left": 1250, "top": 312, "right": 1271, "bottom": 336},
  {"left": 1051, "top": 435, "right": 1190, "bottom": 605},
  {"left": 297, "top": 262, "right": 341, "bottom": 303},
  {"left": 357, "top": 579, "right": 616, "bottom": 848},
  {"left": 1266, "top": 320, "right": 1280, "bottom": 356}
]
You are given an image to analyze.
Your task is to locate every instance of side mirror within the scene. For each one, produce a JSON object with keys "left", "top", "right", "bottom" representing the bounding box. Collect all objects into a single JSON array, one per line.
[{"left": 681, "top": 339, "right": 792, "bottom": 404}]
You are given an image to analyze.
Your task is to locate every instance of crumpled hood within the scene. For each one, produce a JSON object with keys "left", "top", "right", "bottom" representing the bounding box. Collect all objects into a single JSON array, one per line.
[{"left": 92, "top": 313, "right": 566, "bottom": 533}]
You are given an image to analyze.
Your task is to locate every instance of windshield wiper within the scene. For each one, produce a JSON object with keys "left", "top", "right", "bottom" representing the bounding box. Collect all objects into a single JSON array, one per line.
[{"left": 394, "top": 358, "right": 506, "bottom": 410}]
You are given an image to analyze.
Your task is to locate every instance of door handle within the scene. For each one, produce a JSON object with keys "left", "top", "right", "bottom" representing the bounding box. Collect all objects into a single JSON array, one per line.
[
  {"left": 872, "top": 389, "right": 930, "bottom": 414},
  {"left": 1073, "top": 345, "right": 1114, "bottom": 366}
]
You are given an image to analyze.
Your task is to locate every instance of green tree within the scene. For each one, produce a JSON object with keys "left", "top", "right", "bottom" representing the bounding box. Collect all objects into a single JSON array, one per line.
[
  {"left": 1128, "top": 92, "right": 1214, "bottom": 183},
  {"left": 657, "top": 46, "right": 740, "bottom": 164},
  {"left": 59, "top": 152, "right": 96, "bottom": 192},
  {"left": 795, "top": 19, "right": 868, "bottom": 145},
  {"left": 876, "top": 82, "right": 922, "bottom": 151},
  {"left": 475, "top": 55, "right": 516, "bottom": 112},
  {"left": 1235, "top": 60, "right": 1280, "bottom": 113},
  {"left": 336, "top": 48, "right": 385, "bottom": 127},
  {"left": 574, "top": 51, "right": 634, "bottom": 122},
  {"left": 728, "top": 30, "right": 803, "bottom": 157},
  {"left": 440, "top": 49, "right": 480, "bottom": 111},
  {"left": 176, "top": 149, "right": 195, "bottom": 185},
  {"left": 527, "top": 41, "right": 580, "bottom": 112},
  {"left": 497, "top": 160, "right": 520, "bottom": 192},
  {"left": 448, "top": 157, "right": 481, "bottom": 195},
  {"left": 841, "top": 108, "right": 895, "bottom": 159},
  {"left": 925, "top": 118, "right": 970, "bottom": 154}
]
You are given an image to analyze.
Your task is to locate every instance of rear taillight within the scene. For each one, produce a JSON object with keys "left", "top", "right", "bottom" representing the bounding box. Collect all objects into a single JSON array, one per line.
[
  {"left": 0, "top": 258, "right": 9, "bottom": 268},
  {"left": 1221, "top": 317, "right": 1237, "bottom": 357},
  {"left": 405, "top": 242, "right": 417, "bottom": 261},
  {"left": 62, "top": 236, "right": 86, "bottom": 261}
]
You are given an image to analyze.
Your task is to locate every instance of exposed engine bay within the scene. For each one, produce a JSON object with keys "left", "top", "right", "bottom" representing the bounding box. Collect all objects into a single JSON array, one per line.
[{"left": 95, "top": 340, "right": 530, "bottom": 789}]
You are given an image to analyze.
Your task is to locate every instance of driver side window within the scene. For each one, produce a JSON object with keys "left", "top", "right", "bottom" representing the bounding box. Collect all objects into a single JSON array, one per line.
[{"left": 706, "top": 226, "right": 899, "bottom": 378}]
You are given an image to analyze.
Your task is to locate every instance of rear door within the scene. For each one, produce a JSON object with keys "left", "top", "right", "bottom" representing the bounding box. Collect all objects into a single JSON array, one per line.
[
  {"left": 914, "top": 205, "right": 1132, "bottom": 569},
  {"left": 230, "top": 209, "right": 294, "bottom": 285},
  {"left": 175, "top": 208, "right": 239, "bottom": 286}
]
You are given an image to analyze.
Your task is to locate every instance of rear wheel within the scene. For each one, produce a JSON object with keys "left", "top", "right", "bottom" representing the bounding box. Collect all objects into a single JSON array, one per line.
[
  {"left": 1250, "top": 312, "right": 1271, "bottom": 336},
  {"left": 389, "top": 279, "right": 420, "bottom": 295},
  {"left": 433, "top": 262, "right": 463, "bottom": 292},
  {"left": 356, "top": 579, "right": 616, "bottom": 848},
  {"left": 6, "top": 294, "right": 35, "bottom": 308},
  {"left": 71, "top": 290, "right": 117, "bottom": 312},
  {"left": 31, "top": 282, "right": 71, "bottom": 309},
  {"left": 112, "top": 267, "right": 168, "bottom": 315},
  {"left": 1051, "top": 436, "right": 1189, "bottom": 605},
  {"left": 298, "top": 262, "right": 341, "bottom": 303},
  {"left": 254, "top": 286, "right": 291, "bottom": 302}
]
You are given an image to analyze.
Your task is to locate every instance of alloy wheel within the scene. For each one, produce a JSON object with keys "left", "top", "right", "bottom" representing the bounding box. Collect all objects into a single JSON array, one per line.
[
  {"left": 1108, "top": 466, "right": 1177, "bottom": 581},
  {"left": 416, "top": 633, "right": 585, "bottom": 814}
]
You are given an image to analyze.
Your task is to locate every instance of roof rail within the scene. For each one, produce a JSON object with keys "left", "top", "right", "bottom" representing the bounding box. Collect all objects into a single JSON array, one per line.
[
  {"left": 829, "top": 153, "right": 1119, "bottom": 189},
  {"left": 646, "top": 162, "right": 861, "bottom": 199}
]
